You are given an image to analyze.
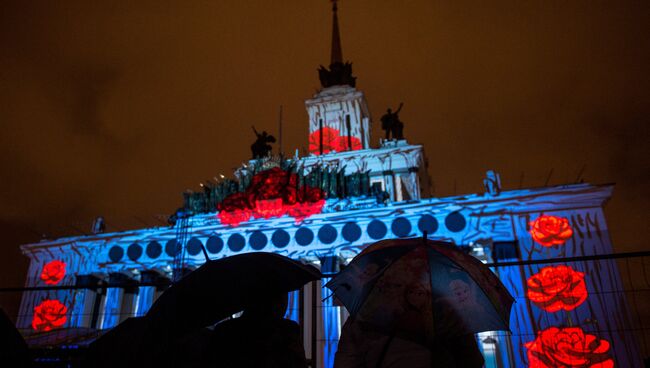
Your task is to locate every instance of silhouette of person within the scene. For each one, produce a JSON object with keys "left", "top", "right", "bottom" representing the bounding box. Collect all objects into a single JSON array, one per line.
[
  {"left": 206, "top": 292, "right": 307, "bottom": 368},
  {"left": 336, "top": 317, "right": 438, "bottom": 368}
]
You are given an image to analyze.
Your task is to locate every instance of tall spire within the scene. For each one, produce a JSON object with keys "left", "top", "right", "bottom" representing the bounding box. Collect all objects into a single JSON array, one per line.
[
  {"left": 330, "top": 0, "right": 343, "bottom": 65},
  {"left": 318, "top": 0, "right": 356, "bottom": 88}
]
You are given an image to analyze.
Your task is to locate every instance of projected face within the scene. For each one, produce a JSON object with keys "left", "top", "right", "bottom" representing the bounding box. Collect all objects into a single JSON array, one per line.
[
  {"left": 450, "top": 279, "right": 471, "bottom": 305},
  {"left": 406, "top": 285, "right": 429, "bottom": 311}
]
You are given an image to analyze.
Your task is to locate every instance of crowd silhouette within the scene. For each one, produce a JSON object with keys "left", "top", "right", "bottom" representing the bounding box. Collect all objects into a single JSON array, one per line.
[{"left": 2, "top": 240, "right": 509, "bottom": 368}]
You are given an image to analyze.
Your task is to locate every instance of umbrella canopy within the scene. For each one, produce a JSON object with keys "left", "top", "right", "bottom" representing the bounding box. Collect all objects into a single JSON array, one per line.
[
  {"left": 146, "top": 252, "right": 321, "bottom": 336},
  {"left": 326, "top": 238, "right": 513, "bottom": 343}
]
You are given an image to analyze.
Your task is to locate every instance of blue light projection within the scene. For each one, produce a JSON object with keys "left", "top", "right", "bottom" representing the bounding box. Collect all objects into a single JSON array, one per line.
[
  {"left": 391, "top": 217, "right": 411, "bottom": 237},
  {"left": 69, "top": 289, "right": 93, "bottom": 328},
  {"left": 227, "top": 234, "right": 246, "bottom": 252},
  {"left": 127, "top": 243, "right": 143, "bottom": 261},
  {"left": 146, "top": 241, "right": 162, "bottom": 259},
  {"left": 249, "top": 231, "right": 268, "bottom": 250},
  {"left": 272, "top": 229, "right": 290, "bottom": 248},
  {"left": 135, "top": 286, "right": 155, "bottom": 317},
  {"left": 108, "top": 246, "right": 124, "bottom": 263},
  {"left": 318, "top": 225, "right": 338, "bottom": 244},
  {"left": 341, "top": 222, "right": 361, "bottom": 242},
  {"left": 100, "top": 287, "right": 123, "bottom": 329},
  {"left": 445, "top": 211, "right": 466, "bottom": 232},
  {"left": 285, "top": 290, "right": 300, "bottom": 323},
  {"left": 417, "top": 214, "right": 438, "bottom": 234},
  {"left": 165, "top": 240, "right": 180, "bottom": 257},
  {"left": 367, "top": 219, "right": 387, "bottom": 239},
  {"left": 321, "top": 277, "right": 340, "bottom": 368},
  {"left": 295, "top": 227, "right": 314, "bottom": 246},
  {"left": 186, "top": 237, "right": 203, "bottom": 256},
  {"left": 206, "top": 236, "right": 224, "bottom": 254}
]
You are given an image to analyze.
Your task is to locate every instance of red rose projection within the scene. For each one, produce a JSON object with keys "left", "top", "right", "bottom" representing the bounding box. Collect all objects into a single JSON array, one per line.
[
  {"left": 529, "top": 215, "right": 573, "bottom": 247},
  {"left": 40, "top": 260, "right": 66, "bottom": 285},
  {"left": 527, "top": 265, "right": 588, "bottom": 312},
  {"left": 217, "top": 167, "right": 325, "bottom": 226},
  {"left": 32, "top": 299, "right": 68, "bottom": 332},
  {"left": 308, "top": 127, "right": 361, "bottom": 155},
  {"left": 525, "top": 327, "right": 614, "bottom": 368}
]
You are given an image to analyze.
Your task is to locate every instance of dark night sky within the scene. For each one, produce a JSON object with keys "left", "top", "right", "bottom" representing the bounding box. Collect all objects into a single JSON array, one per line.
[{"left": 1, "top": 1, "right": 649, "bottom": 317}]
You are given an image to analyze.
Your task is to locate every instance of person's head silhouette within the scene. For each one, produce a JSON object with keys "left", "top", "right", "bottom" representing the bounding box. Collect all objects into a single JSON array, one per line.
[{"left": 242, "top": 292, "right": 288, "bottom": 320}]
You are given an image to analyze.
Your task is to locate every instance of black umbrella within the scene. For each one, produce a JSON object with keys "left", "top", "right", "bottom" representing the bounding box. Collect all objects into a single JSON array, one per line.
[
  {"left": 85, "top": 253, "right": 319, "bottom": 368},
  {"left": 86, "top": 316, "right": 215, "bottom": 368},
  {"left": 145, "top": 252, "right": 321, "bottom": 338},
  {"left": 85, "top": 317, "right": 150, "bottom": 368}
]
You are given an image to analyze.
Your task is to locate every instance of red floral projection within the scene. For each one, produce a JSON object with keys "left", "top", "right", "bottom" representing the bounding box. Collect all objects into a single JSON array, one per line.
[
  {"left": 32, "top": 299, "right": 68, "bottom": 332},
  {"left": 525, "top": 327, "right": 614, "bottom": 368},
  {"left": 287, "top": 199, "right": 325, "bottom": 223},
  {"left": 254, "top": 198, "right": 285, "bottom": 219},
  {"left": 217, "top": 167, "right": 325, "bottom": 226},
  {"left": 308, "top": 127, "right": 361, "bottom": 155},
  {"left": 527, "top": 265, "right": 588, "bottom": 312},
  {"left": 40, "top": 260, "right": 66, "bottom": 285},
  {"left": 530, "top": 215, "right": 573, "bottom": 247}
]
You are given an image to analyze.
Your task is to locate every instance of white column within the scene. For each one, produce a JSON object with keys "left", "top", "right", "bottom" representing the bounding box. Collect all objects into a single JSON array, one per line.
[
  {"left": 118, "top": 289, "right": 137, "bottom": 323},
  {"left": 70, "top": 289, "right": 97, "bottom": 327},
  {"left": 99, "top": 287, "right": 124, "bottom": 329}
]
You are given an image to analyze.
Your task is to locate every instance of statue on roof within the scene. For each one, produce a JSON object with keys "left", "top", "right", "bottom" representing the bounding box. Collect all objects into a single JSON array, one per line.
[
  {"left": 381, "top": 103, "right": 404, "bottom": 140},
  {"left": 318, "top": 62, "right": 357, "bottom": 88},
  {"left": 91, "top": 216, "right": 105, "bottom": 234},
  {"left": 483, "top": 170, "right": 502, "bottom": 196},
  {"left": 251, "top": 126, "right": 276, "bottom": 159}
]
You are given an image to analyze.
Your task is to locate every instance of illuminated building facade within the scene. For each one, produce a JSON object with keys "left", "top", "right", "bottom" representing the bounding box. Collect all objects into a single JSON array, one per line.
[{"left": 16, "top": 2, "right": 642, "bottom": 367}]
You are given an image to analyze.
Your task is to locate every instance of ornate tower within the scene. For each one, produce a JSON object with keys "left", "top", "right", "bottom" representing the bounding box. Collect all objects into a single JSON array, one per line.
[{"left": 306, "top": 1, "right": 371, "bottom": 155}]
